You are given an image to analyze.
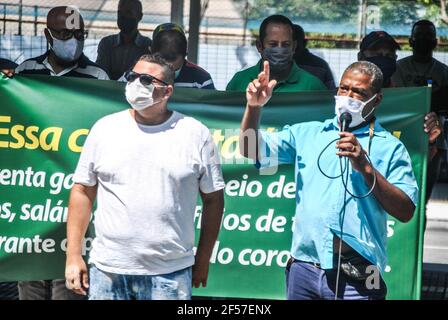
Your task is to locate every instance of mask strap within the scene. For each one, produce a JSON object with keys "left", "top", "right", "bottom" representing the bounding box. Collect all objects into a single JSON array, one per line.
[
  {"left": 47, "top": 29, "right": 56, "bottom": 50},
  {"left": 365, "top": 93, "right": 377, "bottom": 105},
  {"left": 362, "top": 94, "right": 377, "bottom": 120},
  {"left": 47, "top": 29, "right": 55, "bottom": 39}
]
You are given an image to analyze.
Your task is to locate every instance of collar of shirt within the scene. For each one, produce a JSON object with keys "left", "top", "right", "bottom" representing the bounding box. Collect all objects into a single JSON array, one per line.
[
  {"left": 37, "top": 51, "right": 81, "bottom": 76},
  {"left": 322, "top": 116, "right": 387, "bottom": 138},
  {"left": 256, "top": 60, "right": 301, "bottom": 86},
  {"left": 113, "top": 32, "right": 147, "bottom": 48}
]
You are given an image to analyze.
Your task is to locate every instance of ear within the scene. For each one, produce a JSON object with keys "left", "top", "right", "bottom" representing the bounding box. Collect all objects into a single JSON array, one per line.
[
  {"left": 256, "top": 39, "right": 263, "bottom": 55},
  {"left": 44, "top": 28, "right": 53, "bottom": 46},
  {"left": 292, "top": 40, "right": 297, "bottom": 52},
  {"left": 409, "top": 37, "right": 414, "bottom": 48},
  {"left": 164, "top": 85, "right": 174, "bottom": 99},
  {"left": 362, "top": 92, "right": 382, "bottom": 119},
  {"left": 374, "top": 92, "right": 383, "bottom": 107},
  {"left": 138, "top": 12, "right": 143, "bottom": 22}
]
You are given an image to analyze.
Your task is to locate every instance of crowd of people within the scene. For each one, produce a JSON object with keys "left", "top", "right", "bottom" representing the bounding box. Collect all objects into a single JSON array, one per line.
[{"left": 0, "top": 0, "right": 447, "bottom": 301}]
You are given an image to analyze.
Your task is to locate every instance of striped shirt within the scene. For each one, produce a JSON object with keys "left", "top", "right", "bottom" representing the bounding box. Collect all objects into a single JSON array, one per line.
[
  {"left": 175, "top": 60, "right": 215, "bottom": 89},
  {"left": 15, "top": 51, "right": 109, "bottom": 80}
]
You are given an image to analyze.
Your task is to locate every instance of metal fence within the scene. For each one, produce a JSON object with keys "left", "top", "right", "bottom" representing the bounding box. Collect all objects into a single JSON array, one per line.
[
  {"left": 4, "top": 32, "right": 448, "bottom": 90},
  {"left": 1, "top": 0, "right": 448, "bottom": 89}
]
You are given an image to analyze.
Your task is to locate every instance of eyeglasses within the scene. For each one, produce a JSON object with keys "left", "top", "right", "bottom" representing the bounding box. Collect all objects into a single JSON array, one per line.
[
  {"left": 48, "top": 28, "right": 88, "bottom": 41},
  {"left": 124, "top": 70, "right": 169, "bottom": 86}
]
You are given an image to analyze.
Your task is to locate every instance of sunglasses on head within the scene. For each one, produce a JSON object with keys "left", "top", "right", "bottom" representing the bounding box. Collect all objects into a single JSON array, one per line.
[{"left": 124, "top": 70, "right": 169, "bottom": 86}]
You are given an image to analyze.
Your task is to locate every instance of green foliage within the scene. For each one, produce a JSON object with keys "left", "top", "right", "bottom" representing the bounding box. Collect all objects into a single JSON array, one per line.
[
  {"left": 306, "top": 32, "right": 358, "bottom": 49},
  {"left": 376, "top": 0, "right": 420, "bottom": 25},
  {"left": 239, "top": 0, "right": 442, "bottom": 26},
  {"left": 238, "top": 0, "right": 448, "bottom": 50},
  {"left": 244, "top": 0, "right": 359, "bottom": 23}
]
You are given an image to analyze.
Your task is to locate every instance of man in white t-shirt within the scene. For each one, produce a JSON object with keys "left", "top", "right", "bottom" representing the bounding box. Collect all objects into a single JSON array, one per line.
[{"left": 65, "top": 53, "right": 225, "bottom": 300}]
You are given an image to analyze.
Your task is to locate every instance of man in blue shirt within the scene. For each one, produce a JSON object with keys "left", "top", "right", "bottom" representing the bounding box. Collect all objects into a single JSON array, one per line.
[{"left": 239, "top": 60, "right": 418, "bottom": 300}]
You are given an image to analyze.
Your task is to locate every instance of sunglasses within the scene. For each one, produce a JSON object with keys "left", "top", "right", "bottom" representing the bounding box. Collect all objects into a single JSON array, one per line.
[
  {"left": 48, "top": 28, "right": 88, "bottom": 41},
  {"left": 124, "top": 70, "right": 169, "bottom": 86}
]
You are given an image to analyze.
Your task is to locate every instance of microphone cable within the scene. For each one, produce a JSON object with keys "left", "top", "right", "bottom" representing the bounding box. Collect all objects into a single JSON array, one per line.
[{"left": 316, "top": 130, "right": 377, "bottom": 300}]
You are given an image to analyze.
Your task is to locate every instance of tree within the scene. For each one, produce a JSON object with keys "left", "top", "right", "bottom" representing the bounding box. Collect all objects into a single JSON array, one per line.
[
  {"left": 235, "top": 0, "right": 445, "bottom": 25},
  {"left": 436, "top": 0, "right": 448, "bottom": 24},
  {"left": 418, "top": 0, "right": 448, "bottom": 24},
  {"left": 235, "top": 0, "right": 359, "bottom": 23},
  {"left": 377, "top": 0, "right": 420, "bottom": 26}
]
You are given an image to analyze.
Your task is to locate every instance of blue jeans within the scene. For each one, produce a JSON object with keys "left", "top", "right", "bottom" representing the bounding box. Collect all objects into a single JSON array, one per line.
[
  {"left": 18, "top": 280, "right": 86, "bottom": 300},
  {"left": 89, "top": 265, "right": 192, "bottom": 300},
  {"left": 286, "top": 260, "right": 387, "bottom": 300}
]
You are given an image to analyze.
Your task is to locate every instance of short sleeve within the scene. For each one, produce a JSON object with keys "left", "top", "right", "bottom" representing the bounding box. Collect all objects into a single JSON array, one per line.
[
  {"left": 386, "top": 142, "right": 419, "bottom": 206},
  {"left": 225, "top": 73, "right": 239, "bottom": 91},
  {"left": 201, "top": 78, "right": 215, "bottom": 90},
  {"left": 72, "top": 122, "right": 101, "bottom": 186},
  {"left": 257, "top": 125, "right": 297, "bottom": 169},
  {"left": 199, "top": 131, "right": 225, "bottom": 194}
]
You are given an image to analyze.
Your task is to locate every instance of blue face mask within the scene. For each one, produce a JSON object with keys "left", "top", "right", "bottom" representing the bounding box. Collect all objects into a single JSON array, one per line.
[
  {"left": 48, "top": 30, "right": 83, "bottom": 62},
  {"left": 365, "top": 56, "right": 396, "bottom": 87}
]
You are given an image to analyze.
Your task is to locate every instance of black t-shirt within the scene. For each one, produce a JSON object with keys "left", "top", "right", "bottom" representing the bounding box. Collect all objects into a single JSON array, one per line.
[{"left": 392, "top": 56, "right": 448, "bottom": 114}]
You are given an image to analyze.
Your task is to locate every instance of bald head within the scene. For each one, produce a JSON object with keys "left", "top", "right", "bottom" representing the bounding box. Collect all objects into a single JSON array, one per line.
[
  {"left": 118, "top": 0, "right": 143, "bottom": 22},
  {"left": 44, "top": 6, "right": 86, "bottom": 65},
  {"left": 47, "top": 6, "right": 84, "bottom": 31}
]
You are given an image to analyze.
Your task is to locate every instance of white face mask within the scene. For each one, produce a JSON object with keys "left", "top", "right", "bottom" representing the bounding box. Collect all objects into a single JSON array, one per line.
[
  {"left": 48, "top": 30, "right": 83, "bottom": 62},
  {"left": 125, "top": 79, "right": 155, "bottom": 111},
  {"left": 334, "top": 94, "right": 377, "bottom": 128}
]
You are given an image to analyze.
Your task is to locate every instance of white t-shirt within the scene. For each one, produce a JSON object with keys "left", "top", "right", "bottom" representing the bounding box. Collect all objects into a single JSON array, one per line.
[{"left": 73, "top": 110, "right": 225, "bottom": 275}]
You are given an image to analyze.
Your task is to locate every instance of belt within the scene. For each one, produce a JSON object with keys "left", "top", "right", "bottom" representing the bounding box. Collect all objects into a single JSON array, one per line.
[{"left": 291, "top": 258, "right": 321, "bottom": 269}]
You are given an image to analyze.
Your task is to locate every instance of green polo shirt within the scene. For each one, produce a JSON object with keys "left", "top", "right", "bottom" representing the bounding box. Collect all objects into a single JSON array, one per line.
[{"left": 226, "top": 60, "right": 327, "bottom": 92}]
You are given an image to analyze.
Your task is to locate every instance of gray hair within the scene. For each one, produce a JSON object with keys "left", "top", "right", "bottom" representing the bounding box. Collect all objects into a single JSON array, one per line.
[{"left": 342, "top": 61, "right": 383, "bottom": 94}]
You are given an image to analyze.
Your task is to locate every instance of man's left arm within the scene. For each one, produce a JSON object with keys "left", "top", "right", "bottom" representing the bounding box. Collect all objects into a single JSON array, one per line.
[
  {"left": 193, "top": 190, "right": 224, "bottom": 288},
  {"left": 337, "top": 132, "right": 416, "bottom": 223}
]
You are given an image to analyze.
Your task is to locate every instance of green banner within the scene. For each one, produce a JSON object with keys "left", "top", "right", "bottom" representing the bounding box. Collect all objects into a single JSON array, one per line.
[{"left": 0, "top": 75, "right": 429, "bottom": 300}]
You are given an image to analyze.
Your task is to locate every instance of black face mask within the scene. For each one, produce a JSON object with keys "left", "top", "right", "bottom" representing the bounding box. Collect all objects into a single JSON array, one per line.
[
  {"left": 262, "top": 47, "right": 293, "bottom": 73},
  {"left": 118, "top": 16, "right": 138, "bottom": 34},
  {"left": 410, "top": 38, "right": 437, "bottom": 56},
  {"left": 365, "top": 56, "right": 396, "bottom": 87}
]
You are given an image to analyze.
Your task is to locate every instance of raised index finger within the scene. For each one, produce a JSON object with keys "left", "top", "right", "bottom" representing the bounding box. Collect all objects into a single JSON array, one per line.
[{"left": 263, "top": 60, "right": 270, "bottom": 83}]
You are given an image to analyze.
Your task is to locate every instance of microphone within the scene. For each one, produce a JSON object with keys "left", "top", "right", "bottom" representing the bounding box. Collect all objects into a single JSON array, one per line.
[{"left": 339, "top": 112, "right": 352, "bottom": 132}]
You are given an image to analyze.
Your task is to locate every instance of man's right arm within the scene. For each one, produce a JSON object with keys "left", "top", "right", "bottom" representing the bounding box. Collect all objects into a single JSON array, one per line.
[
  {"left": 65, "top": 183, "right": 97, "bottom": 296},
  {"left": 239, "top": 61, "right": 277, "bottom": 160}
]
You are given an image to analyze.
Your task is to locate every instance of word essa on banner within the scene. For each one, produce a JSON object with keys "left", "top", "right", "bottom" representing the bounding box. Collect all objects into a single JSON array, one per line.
[{"left": 0, "top": 116, "right": 88, "bottom": 152}]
